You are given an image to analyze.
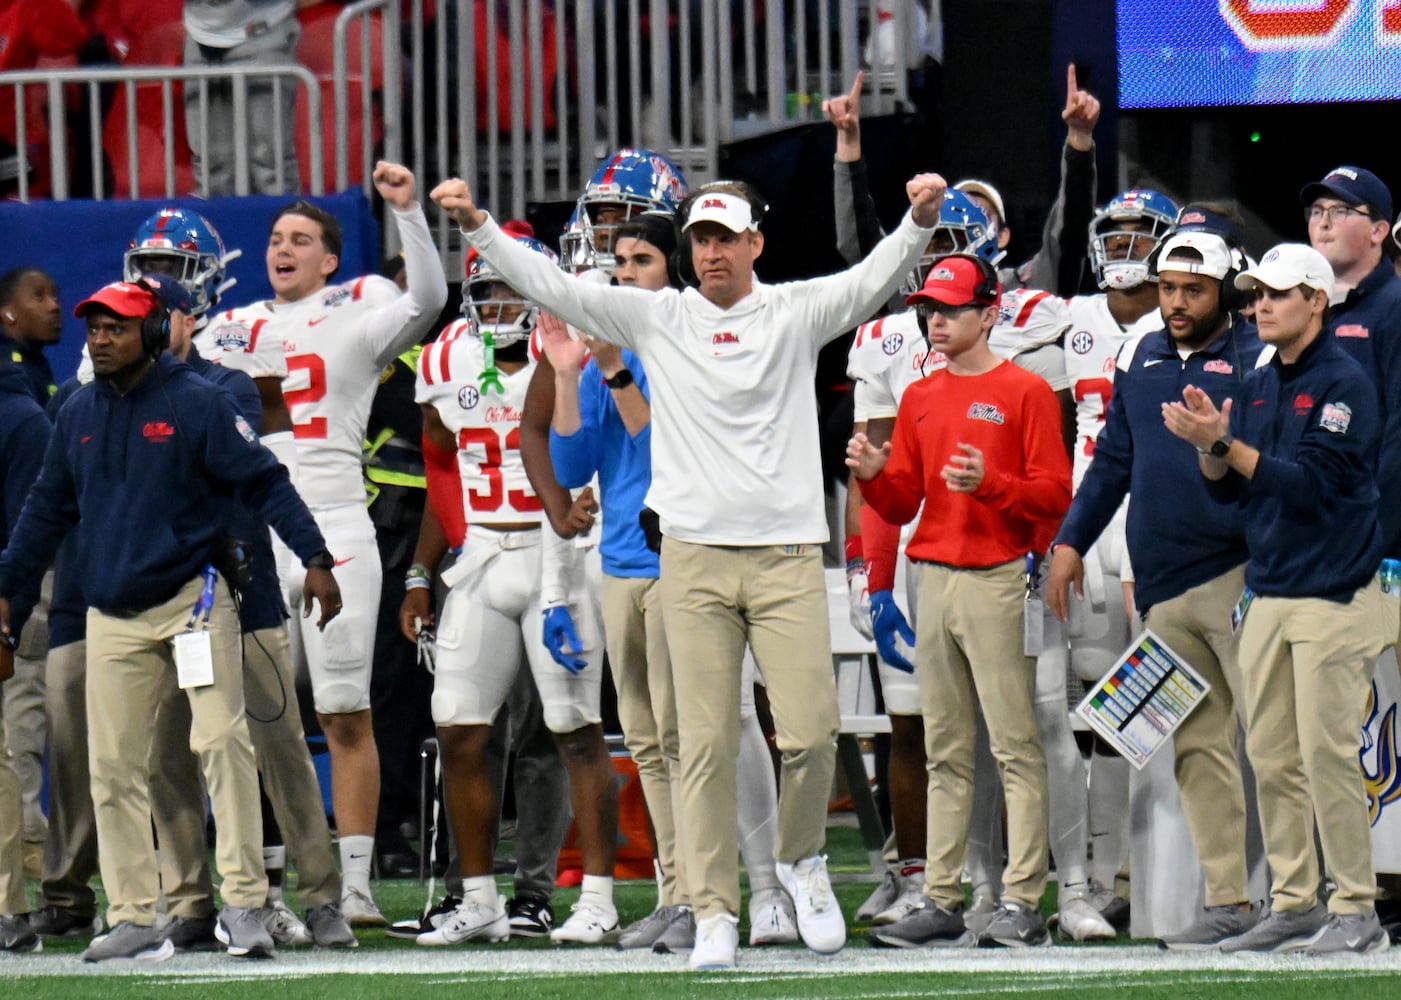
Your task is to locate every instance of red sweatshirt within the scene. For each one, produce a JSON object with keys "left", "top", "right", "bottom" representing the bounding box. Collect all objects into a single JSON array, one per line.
[{"left": 859, "top": 360, "right": 1071, "bottom": 568}]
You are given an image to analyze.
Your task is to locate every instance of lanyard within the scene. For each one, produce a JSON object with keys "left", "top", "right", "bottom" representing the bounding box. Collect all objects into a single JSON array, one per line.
[{"left": 185, "top": 565, "right": 218, "bottom": 631}]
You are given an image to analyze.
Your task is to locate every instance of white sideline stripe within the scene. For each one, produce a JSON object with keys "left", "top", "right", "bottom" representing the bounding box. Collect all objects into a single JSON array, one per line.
[{"left": 6, "top": 946, "right": 1401, "bottom": 979}]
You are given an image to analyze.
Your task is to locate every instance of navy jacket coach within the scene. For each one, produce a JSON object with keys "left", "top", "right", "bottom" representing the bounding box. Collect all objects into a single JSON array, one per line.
[
  {"left": 0, "top": 354, "right": 326, "bottom": 616},
  {"left": 1055, "top": 321, "right": 1263, "bottom": 612},
  {"left": 1206, "top": 334, "right": 1381, "bottom": 601}
]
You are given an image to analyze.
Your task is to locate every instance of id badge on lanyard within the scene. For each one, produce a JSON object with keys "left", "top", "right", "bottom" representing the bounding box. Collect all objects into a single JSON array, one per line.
[{"left": 175, "top": 566, "right": 218, "bottom": 689}]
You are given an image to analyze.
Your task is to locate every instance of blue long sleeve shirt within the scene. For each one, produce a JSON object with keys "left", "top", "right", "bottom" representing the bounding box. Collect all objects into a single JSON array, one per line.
[
  {"left": 1055, "top": 321, "right": 1262, "bottom": 612},
  {"left": 1325, "top": 258, "right": 1401, "bottom": 557},
  {"left": 1207, "top": 333, "right": 1381, "bottom": 601},
  {"left": 549, "top": 350, "right": 657, "bottom": 578},
  {"left": 0, "top": 366, "right": 51, "bottom": 637},
  {"left": 0, "top": 354, "right": 326, "bottom": 616}
]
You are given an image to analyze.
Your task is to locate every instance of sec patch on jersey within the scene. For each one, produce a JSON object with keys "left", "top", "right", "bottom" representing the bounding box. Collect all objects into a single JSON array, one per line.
[{"left": 457, "top": 385, "right": 481, "bottom": 410}]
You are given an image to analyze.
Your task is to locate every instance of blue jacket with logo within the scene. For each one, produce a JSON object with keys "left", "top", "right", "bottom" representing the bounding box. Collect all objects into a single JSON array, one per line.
[
  {"left": 1055, "top": 320, "right": 1262, "bottom": 612},
  {"left": 0, "top": 354, "right": 326, "bottom": 616},
  {"left": 1325, "top": 258, "right": 1401, "bottom": 557},
  {"left": 1208, "top": 333, "right": 1380, "bottom": 601}
]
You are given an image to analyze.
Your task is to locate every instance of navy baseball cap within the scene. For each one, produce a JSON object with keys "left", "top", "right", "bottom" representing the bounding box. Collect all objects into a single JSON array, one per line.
[
  {"left": 137, "top": 273, "right": 195, "bottom": 315},
  {"left": 1299, "top": 166, "right": 1393, "bottom": 221}
]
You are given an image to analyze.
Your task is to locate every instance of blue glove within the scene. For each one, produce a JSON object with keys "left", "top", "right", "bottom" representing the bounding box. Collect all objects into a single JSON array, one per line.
[
  {"left": 542, "top": 605, "right": 587, "bottom": 674},
  {"left": 869, "top": 590, "right": 916, "bottom": 673}
]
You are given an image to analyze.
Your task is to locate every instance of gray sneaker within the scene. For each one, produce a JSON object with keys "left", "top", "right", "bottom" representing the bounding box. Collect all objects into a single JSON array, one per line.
[
  {"left": 855, "top": 869, "right": 901, "bottom": 922},
  {"left": 82, "top": 921, "right": 175, "bottom": 962},
  {"left": 868, "top": 902, "right": 972, "bottom": 948},
  {"left": 652, "top": 906, "right": 696, "bottom": 954},
  {"left": 261, "top": 900, "right": 312, "bottom": 946},
  {"left": 618, "top": 904, "right": 684, "bottom": 950},
  {"left": 1220, "top": 902, "right": 1327, "bottom": 953},
  {"left": 1305, "top": 911, "right": 1390, "bottom": 955},
  {"left": 0, "top": 914, "right": 41, "bottom": 953},
  {"left": 979, "top": 901, "right": 1051, "bottom": 948},
  {"left": 305, "top": 903, "right": 358, "bottom": 948},
  {"left": 1158, "top": 903, "right": 1258, "bottom": 951},
  {"left": 162, "top": 915, "right": 220, "bottom": 952},
  {"left": 216, "top": 905, "right": 276, "bottom": 958}
]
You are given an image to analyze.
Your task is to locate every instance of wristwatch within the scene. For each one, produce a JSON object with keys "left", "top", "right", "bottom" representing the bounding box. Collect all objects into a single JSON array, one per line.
[
  {"left": 305, "top": 550, "right": 335, "bottom": 570},
  {"left": 1208, "top": 434, "right": 1234, "bottom": 458},
  {"left": 604, "top": 368, "right": 634, "bottom": 390}
]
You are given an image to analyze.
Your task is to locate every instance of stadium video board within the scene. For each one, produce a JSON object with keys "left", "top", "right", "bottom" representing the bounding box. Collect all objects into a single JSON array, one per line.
[{"left": 1119, "top": 1, "right": 1401, "bottom": 107}]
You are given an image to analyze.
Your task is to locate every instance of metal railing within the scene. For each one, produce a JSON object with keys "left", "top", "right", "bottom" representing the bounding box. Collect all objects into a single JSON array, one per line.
[
  {"left": 2, "top": 2, "right": 927, "bottom": 234},
  {"left": 2, "top": 64, "right": 323, "bottom": 202}
]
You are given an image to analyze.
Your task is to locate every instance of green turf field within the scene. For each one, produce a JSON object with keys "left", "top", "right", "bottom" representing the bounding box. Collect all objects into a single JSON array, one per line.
[{"left": 5, "top": 825, "right": 1401, "bottom": 998}]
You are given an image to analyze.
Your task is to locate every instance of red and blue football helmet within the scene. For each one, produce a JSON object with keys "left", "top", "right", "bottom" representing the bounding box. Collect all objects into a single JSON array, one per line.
[
  {"left": 124, "top": 208, "right": 241, "bottom": 317},
  {"left": 1088, "top": 189, "right": 1179, "bottom": 290},
  {"left": 559, "top": 148, "right": 688, "bottom": 273}
]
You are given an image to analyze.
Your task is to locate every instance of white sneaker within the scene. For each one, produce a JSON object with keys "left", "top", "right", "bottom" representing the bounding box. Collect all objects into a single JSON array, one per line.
[
  {"left": 689, "top": 913, "right": 739, "bottom": 971},
  {"left": 261, "top": 899, "right": 313, "bottom": 946},
  {"left": 855, "top": 869, "right": 901, "bottom": 922},
  {"left": 748, "top": 887, "right": 798, "bottom": 945},
  {"left": 873, "top": 873, "right": 926, "bottom": 926},
  {"left": 775, "top": 855, "right": 846, "bottom": 954},
  {"left": 549, "top": 899, "right": 618, "bottom": 945},
  {"left": 340, "top": 886, "right": 387, "bottom": 927},
  {"left": 1057, "top": 896, "right": 1116, "bottom": 941},
  {"left": 417, "top": 896, "right": 509, "bottom": 946}
]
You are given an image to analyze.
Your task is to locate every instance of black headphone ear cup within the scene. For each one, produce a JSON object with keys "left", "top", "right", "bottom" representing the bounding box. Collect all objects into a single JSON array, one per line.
[{"left": 140, "top": 302, "right": 170, "bottom": 355}]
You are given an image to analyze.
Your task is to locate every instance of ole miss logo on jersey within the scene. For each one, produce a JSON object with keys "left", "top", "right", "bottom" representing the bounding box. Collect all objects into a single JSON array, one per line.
[
  {"left": 1203, "top": 359, "right": 1233, "bottom": 375},
  {"left": 143, "top": 421, "right": 176, "bottom": 442},
  {"left": 967, "top": 402, "right": 1006, "bottom": 425},
  {"left": 323, "top": 287, "right": 353, "bottom": 308},
  {"left": 1294, "top": 393, "right": 1315, "bottom": 415}
]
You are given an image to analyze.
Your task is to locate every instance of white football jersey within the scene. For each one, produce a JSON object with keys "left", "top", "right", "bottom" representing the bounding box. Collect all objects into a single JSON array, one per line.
[
  {"left": 847, "top": 310, "right": 938, "bottom": 422},
  {"left": 196, "top": 305, "right": 290, "bottom": 379},
  {"left": 847, "top": 287, "right": 1070, "bottom": 420},
  {"left": 1064, "top": 294, "right": 1162, "bottom": 487},
  {"left": 416, "top": 320, "right": 544, "bottom": 526}
]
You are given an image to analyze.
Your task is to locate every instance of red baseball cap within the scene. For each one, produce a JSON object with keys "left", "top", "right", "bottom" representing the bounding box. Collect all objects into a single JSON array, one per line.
[
  {"left": 905, "top": 255, "right": 1000, "bottom": 308},
  {"left": 73, "top": 280, "right": 159, "bottom": 319}
]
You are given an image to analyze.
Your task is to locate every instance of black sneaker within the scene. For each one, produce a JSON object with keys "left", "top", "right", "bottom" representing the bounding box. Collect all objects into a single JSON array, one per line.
[
  {"left": 28, "top": 905, "right": 102, "bottom": 938},
  {"left": 162, "top": 915, "right": 221, "bottom": 952},
  {"left": 868, "top": 902, "right": 972, "bottom": 948},
  {"left": 386, "top": 894, "right": 460, "bottom": 940},
  {"left": 508, "top": 895, "right": 555, "bottom": 938}
]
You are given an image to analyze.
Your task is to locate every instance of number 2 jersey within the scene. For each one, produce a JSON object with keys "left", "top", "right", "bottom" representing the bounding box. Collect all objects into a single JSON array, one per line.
[
  {"left": 197, "top": 204, "right": 447, "bottom": 510},
  {"left": 415, "top": 321, "right": 543, "bottom": 526}
]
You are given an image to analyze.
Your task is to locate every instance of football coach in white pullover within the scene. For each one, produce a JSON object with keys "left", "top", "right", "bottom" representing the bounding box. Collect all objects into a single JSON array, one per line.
[{"left": 432, "top": 171, "right": 943, "bottom": 970}]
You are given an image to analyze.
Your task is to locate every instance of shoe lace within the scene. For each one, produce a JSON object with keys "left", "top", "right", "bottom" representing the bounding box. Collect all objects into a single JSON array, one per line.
[{"left": 799, "top": 857, "right": 836, "bottom": 912}]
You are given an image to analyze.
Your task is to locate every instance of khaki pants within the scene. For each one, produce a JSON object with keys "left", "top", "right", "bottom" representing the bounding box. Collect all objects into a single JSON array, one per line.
[
  {"left": 917, "top": 560, "right": 1048, "bottom": 910},
  {"left": 1145, "top": 566, "right": 1250, "bottom": 907},
  {"left": 38, "top": 639, "right": 99, "bottom": 916},
  {"left": 660, "top": 540, "right": 838, "bottom": 919},
  {"left": 152, "top": 625, "right": 341, "bottom": 916},
  {"left": 86, "top": 574, "right": 266, "bottom": 926},
  {"left": 1239, "top": 577, "right": 1394, "bottom": 915},
  {"left": 604, "top": 573, "right": 685, "bottom": 906},
  {"left": 0, "top": 703, "right": 25, "bottom": 914}
]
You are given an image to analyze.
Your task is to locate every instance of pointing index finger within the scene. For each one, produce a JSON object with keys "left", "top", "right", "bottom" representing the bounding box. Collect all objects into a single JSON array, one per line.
[
  {"left": 848, "top": 71, "right": 864, "bottom": 105},
  {"left": 1067, "top": 63, "right": 1078, "bottom": 97}
]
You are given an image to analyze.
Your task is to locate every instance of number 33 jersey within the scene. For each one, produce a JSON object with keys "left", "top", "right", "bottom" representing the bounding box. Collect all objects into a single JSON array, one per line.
[{"left": 416, "top": 320, "right": 544, "bottom": 526}]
